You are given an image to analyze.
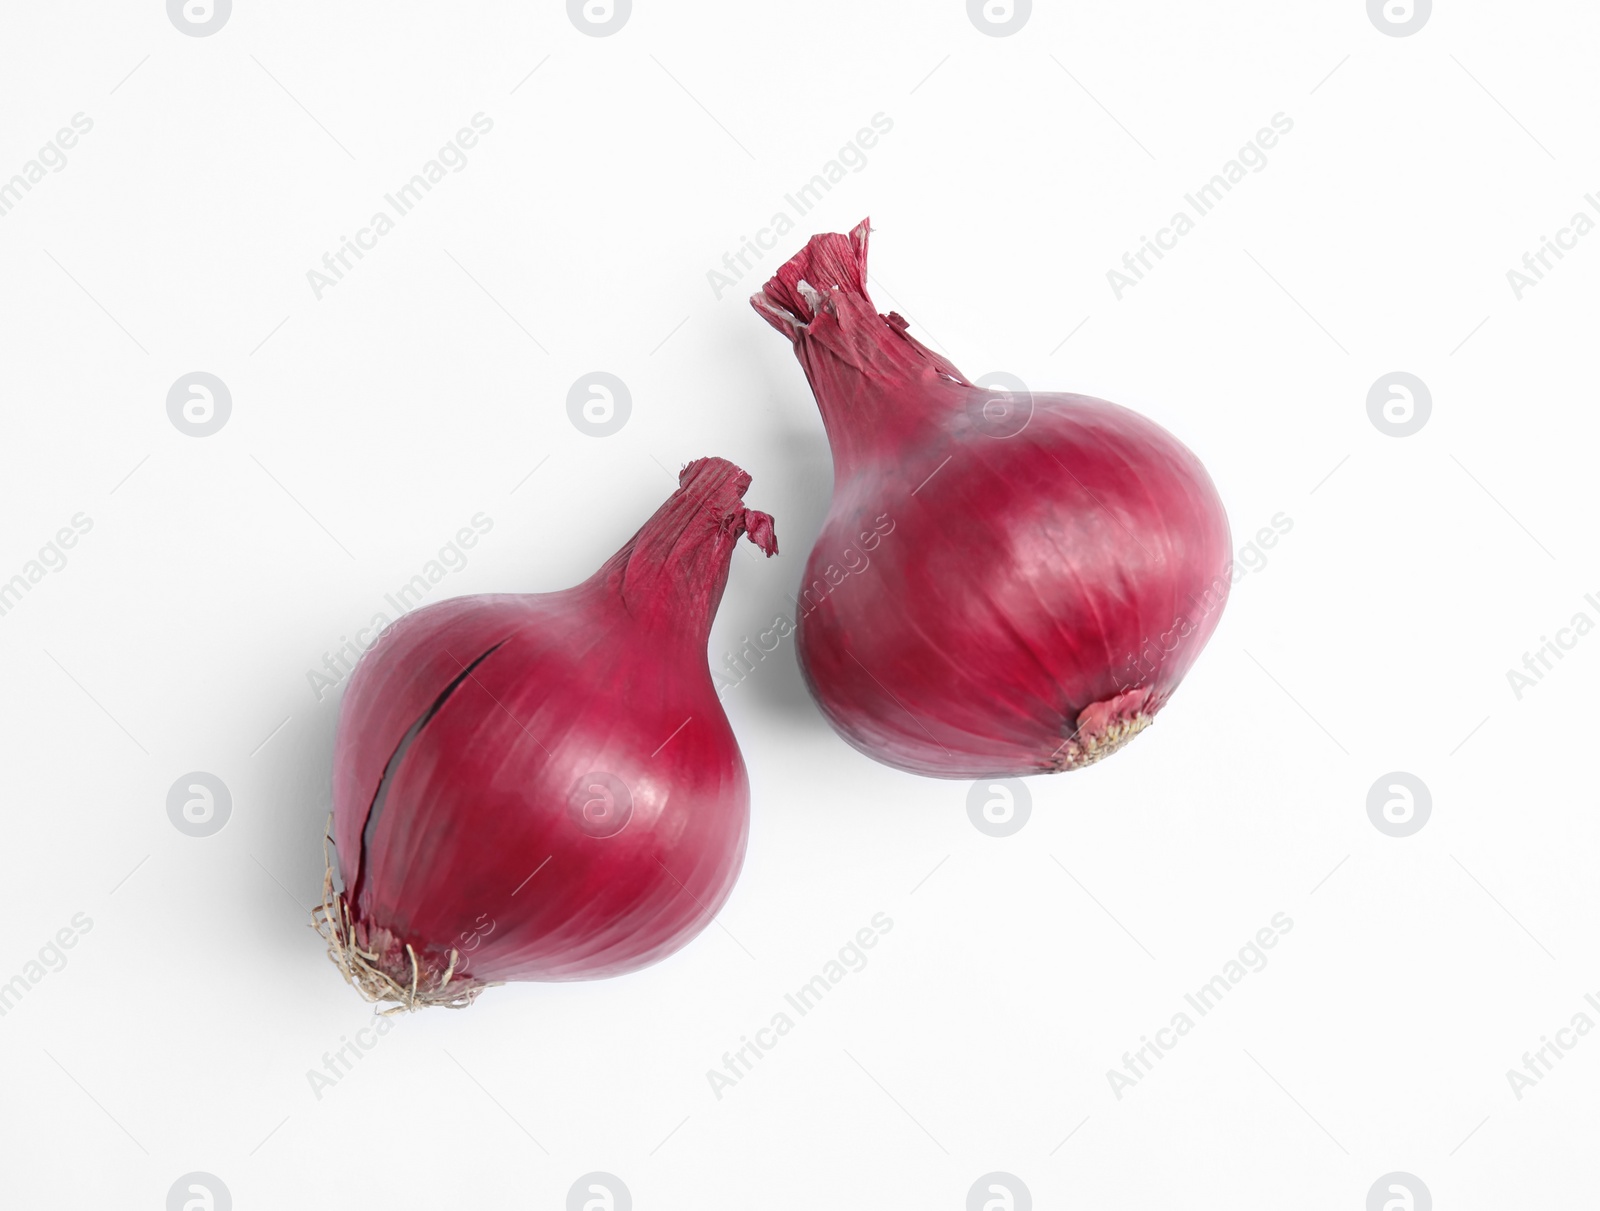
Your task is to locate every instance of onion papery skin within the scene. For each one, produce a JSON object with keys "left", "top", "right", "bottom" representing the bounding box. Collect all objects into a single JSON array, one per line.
[
  {"left": 752, "top": 220, "right": 1231, "bottom": 779},
  {"left": 327, "top": 458, "right": 777, "bottom": 1005}
]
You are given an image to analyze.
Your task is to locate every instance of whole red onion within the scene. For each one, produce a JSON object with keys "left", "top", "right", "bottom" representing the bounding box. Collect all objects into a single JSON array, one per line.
[
  {"left": 318, "top": 458, "right": 776, "bottom": 1009},
  {"left": 752, "top": 220, "right": 1231, "bottom": 779}
]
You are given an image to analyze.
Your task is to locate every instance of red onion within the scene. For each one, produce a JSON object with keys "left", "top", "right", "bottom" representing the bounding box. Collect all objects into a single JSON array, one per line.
[
  {"left": 317, "top": 458, "right": 777, "bottom": 1009},
  {"left": 752, "top": 220, "right": 1231, "bottom": 778}
]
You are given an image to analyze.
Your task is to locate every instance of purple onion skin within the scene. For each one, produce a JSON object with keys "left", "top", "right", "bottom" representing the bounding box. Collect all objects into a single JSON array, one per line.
[
  {"left": 331, "top": 459, "right": 775, "bottom": 988},
  {"left": 755, "top": 221, "right": 1232, "bottom": 778}
]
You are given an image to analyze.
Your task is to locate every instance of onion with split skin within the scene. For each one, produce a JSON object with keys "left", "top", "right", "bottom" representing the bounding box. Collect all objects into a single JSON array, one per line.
[
  {"left": 317, "top": 457, "right": 777, "bottom": 1010},
  {"left": 753, "top": 219, "right": 1232, "bottom": 779}
]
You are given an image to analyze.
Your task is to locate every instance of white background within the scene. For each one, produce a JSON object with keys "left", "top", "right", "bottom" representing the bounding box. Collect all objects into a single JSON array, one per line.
[{"left": 1, "top": 1, "right": 1596, "bottom": 1207}]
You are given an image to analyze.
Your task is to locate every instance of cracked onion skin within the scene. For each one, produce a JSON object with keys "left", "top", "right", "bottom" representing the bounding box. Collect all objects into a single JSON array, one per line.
[
  {"left": 753, "top": 220, "right": 1231, "bottom": 779},
  {"left": 329, "top": 458, "right": 776, "bottom": 1002}
]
